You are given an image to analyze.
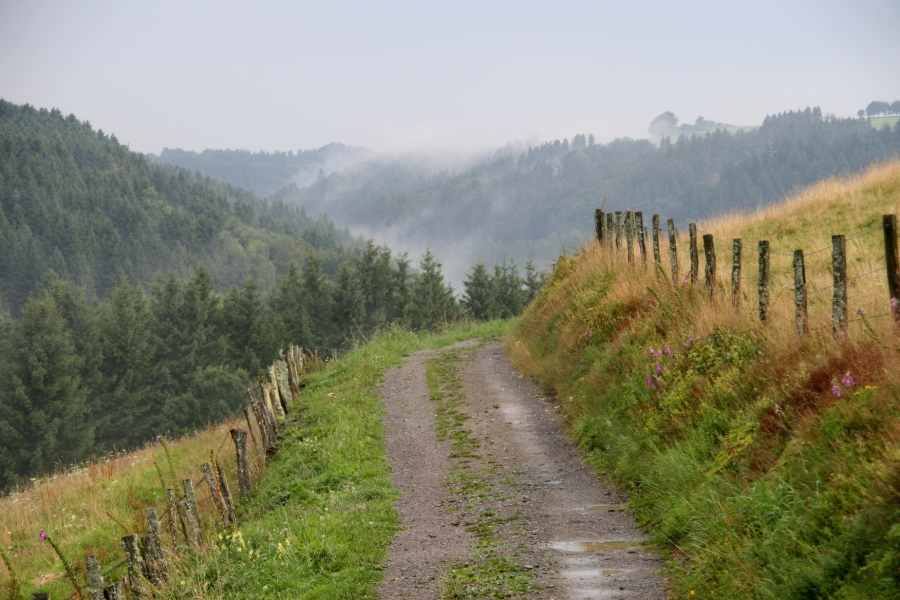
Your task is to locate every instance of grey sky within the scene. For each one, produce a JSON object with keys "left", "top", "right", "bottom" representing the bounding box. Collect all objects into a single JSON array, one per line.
[{"left": 2, "top": 0, "right": 898, "bottom": 155}]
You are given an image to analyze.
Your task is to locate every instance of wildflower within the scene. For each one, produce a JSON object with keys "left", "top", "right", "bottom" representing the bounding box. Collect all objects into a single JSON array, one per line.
[
  {"left": 831, "top": 382, "right": 843, "bottom": 398},
  {"left": 646, "top": 377, "right": 655, "bottom": 389},
  {"left": 655, "top": 363, "right": 663, "bottom": 375},
  {"left": 648, "top": 348, "right": 656, "bottom": 356},
  {"left": 664, "top": 346, "right": 671, "bottom": 356},
  {"left": 688, "top": 335, "right": 694, "bottom": 343},
  {"left": 39, "top": 530, "right": 47, "bottom": 542},
  {"left": 841, "top": 372, "right": 856, "bottom": 388},
  {"left": 856, "top": 307, "right": 864, "bottom": 317},
  {"left": 774, "top": 405, "right": 781, "bottom": 415},
  {"left": 584, "top": 330, "right": 594, "bottom": 339},
  {"left": 892, "top": 298, "right": 899, "bottom": 312}
]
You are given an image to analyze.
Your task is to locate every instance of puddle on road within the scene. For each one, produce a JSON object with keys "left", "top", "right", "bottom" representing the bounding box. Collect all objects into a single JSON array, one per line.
[{"left": 551, "top": 540, "right": 640, "bottom": 552}]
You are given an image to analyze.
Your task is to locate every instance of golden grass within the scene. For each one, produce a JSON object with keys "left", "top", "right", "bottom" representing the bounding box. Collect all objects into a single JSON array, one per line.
[{"left": 0, "top": 417, "right": 243, "bottom": 596}]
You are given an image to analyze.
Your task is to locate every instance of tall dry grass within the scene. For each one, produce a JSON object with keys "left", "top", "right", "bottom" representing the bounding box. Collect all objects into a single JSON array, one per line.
[{"left": 0, "top": 418, "right": 242, "bottom": 595}]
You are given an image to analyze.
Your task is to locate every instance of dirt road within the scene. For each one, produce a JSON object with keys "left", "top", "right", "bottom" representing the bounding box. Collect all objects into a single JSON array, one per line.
[{"left": 379, "top": 341, "right": 666, "bottom": 600}]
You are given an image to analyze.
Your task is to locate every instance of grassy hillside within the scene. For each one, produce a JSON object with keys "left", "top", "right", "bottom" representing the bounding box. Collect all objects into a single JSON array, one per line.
[
  {"left": 0, "top": 321, "right": 509, "bottom": 599},
  {"left": 508, "top": 160, "right": 900, "bottom": 598}
]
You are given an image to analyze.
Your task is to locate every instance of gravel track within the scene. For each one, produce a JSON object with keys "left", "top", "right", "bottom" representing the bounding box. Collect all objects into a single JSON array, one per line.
[{"left": 379, "top": 341, "right": 667, "bottom": 600}]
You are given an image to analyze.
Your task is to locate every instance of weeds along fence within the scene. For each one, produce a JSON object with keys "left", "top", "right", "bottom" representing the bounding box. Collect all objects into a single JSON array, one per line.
[
  {"left": 14, "top": 345, "right": 309, "bottom": 600},
  {"left": 593, "top": 209, "right": 900, "bottom": 338}
]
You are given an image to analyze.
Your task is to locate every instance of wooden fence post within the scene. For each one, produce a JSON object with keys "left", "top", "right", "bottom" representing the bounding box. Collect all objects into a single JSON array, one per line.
[
  {"left": 176, "top": 500, "right": 202, "bottom": 547},
  {"left": 102, "top": 586, "right": 122, "bottom": 600},
  {"left": 272, "top": 361, "right": 292, "bottom": 415},
  {"left": 689, "top": 224, "right": 699, "bottom": 285},
  {"left": 794, "top": 249, "right": 808, "bottom": 338},
  {"left": 201, "top": 462, "right": 231, "bottom": 527},
  {"left": 122, "top": 535, "right": 149, "bottom": 599},
  {"left": 625, "top": 211, "right": 635, "bottom": 264},
  {"left": 248, "top": 385, "right": 277, "bottom": 453},
  {"left": 732, "top": 238, "right": 742, "bottom": 312},
  {"left": 214, "top": 457, "right": 236, "bottom": 525},
  {"left": 759, "top": 241, "right": 770, "bottom": 322},
  {"left": 86, "top": 554, "right": 104, "bottom": 600},
  {"left": 635, "top": 212, "right": 647, "bottom": 267},
  {"left": 614, "top": 211, "right": 623, "bottom": 255},
  {"left": 667, "top": 219, "right": 679, "bottom": 284},
  {"left": 243, "top": 404, "right": 265, "bottom": 473},
  {"left": 884, "top": 214, "right": 900, "bottom": 323},
  {"left": 165, "top": 488, "right": 179, "bottom": 545},
  {"left": 258, "top": 374, "right": 281, "bottom": 419},
  {"left": 142, "top": 508, "right": 167, "bottom": 585},
  {"left": 182, "top": 478, "right": 201, "bottom": 531},
  {"left": 231, "top": 429, "right": 252, "bottom": 495},
  {"left": 832, "top": 234, "right": 848, "bottom": 336},
  {"left": 595, "top": 209, "right": 605, "bottom": 246},
  {"left": 605, "top": 213, "right": 614, "bottom": 252},
  {"left": 703, "top": 234, "right": 716, "bottom": 299},
  {"left": 652, "top": 215, "right": 661, "bottom": 271}
]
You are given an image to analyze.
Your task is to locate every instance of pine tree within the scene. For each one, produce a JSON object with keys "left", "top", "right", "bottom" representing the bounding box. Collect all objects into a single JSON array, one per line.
[
  {"left": 463, "top": 261, "right": 495, "bottom": 320},
  {"left": 269, "top": 260, "right": 313, "bottom": 348},
  {"left": 409, "top": 249, "right": 457, "bottom": 330},
  {"left": 221, "top": 276, "right": 279, "bottom": 374},
  {"left": 332, "top": 262, "right": 366, "bottom": 347},
  {"left": 301, "top": 254, "right": 333, "bottom": 350}
]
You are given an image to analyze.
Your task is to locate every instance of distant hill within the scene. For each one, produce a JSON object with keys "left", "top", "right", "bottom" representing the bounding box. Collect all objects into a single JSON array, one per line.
[
  {"left": 273, "top": 108, "right": 900, "bottom": 281},
  {"left": 0, "top": 99, "right": 361, "bottom": 313},
  {"left": 148, "top": 144, "right": 373, "bottom": 197}
]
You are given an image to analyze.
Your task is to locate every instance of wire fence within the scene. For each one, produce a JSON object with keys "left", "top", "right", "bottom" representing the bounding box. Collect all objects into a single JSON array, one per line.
[{"left": 593, "top": 209, "right": 900, "bottom": 338}]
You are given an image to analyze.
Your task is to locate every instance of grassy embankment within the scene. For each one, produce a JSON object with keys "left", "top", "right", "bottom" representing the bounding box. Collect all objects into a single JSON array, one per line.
[
  {"left": 0, "top": 321, "right": 510, "bottom": 599},
  {"left": 508, "top": 160, "right": 900, "bottom": 599}
]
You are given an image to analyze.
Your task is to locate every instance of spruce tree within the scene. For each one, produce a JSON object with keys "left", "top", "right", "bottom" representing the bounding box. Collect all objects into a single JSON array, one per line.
[{"left": 463, "top": 261, "right": 495, "bottom": 320}]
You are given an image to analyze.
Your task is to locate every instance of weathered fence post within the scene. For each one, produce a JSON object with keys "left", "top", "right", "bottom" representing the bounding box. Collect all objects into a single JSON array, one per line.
[
  {"left": 272, "top": 361, "right": 292, "bottom": 415},
  {"left": 832, "top": 234, "right": 848, "bottom": 336},
  {"left": 652, "top": 215, "right": 661, "bottom": 271},
  {"left": 258, "top": 374, "right": 281, "bottom": 419},
  {"left": 165, "top": 488, "right": 179, "bottom": 544},
  {"left": 182, "top": 478, "right": 201, "bottom": 531},
  {"left": 625, "top": 210, "right": 635, "bottom": 264},
  {"left": 142, "top": 508, "right": 168, "bottom": 585},
  {"left": 86, "top": 554, "right": 104, "bottom": 600},
  {"left": 122, "top": 535, "right": 149, "bottom": 599},
  {"left": 215, "top": 457, "right": 236, "bottom": 525},
  {"left": 103, "top": 585, "right": 122, "bottom": 600},
  {"left": 794, "top": 249, "right": 808, "bottom": 338},
  {"left": 248, "top": 385, "right": 277, "bottom": 453},
  {"left": 884, "top": 214, "right": 900, "bottom": 324},
  {"left": 703, "top": 234, "right": 716, "bottom": 299},
  {"left": 635, "top": 212, "right": 647, "bottom": 267},
  {"left": 732, "top": 238, "right": 742, "bottom": 312},
  {"left": 595, "top": 209, "right": 605, "bottom": 246},
  {"left": 231, "top": 428, "right": 252, "bottom": 495},
  {"left": 243, "top": 404, "right": 265, "bottom": 473},
  {"left": 201, "top": 462, "right": 231, "bottom": 527},
  {"left": 614, "top": 211, "right": 623, "bottom": 255},
  {"left": 176, "top": 500, "right": 202, "bottom": 547},
  {"left": 667, "top": 219, "right": 679, "bottom": 284},
  {"left": 605, "top": 213, "right": 614, "bottom": 252},
  {"left": 758, "top": 241, "right": 770, "bottom": 322},
  {"left": 689, "top": 224, "right": 699, "bottom": 285}
]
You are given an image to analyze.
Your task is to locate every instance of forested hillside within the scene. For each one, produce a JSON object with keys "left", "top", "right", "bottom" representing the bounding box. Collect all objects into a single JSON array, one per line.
[
  {"left": 148, "top": 144, "right": 372, "bottom": 196},
  {"left": 275, "top": 109, "right": 900, "bottom": 278},
  {"left": 0, "top": 100, "right": 539, "bottom": 490},
  {"left": 0, "top": 100, "right": 362, "bottom": 313}
]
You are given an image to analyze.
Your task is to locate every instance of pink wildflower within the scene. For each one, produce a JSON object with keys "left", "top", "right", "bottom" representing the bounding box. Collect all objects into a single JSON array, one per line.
[
  {"left": 892, "top": 298, "right": 899, "bottom": 312},
  {"left": 831, "top": 382, "right": 843, "bottom": 398},
  {"left": 39, "top": 530, "right": 47, "bottom": 542},
  {"left": 774, "top": 405, "right": 782, "bottom": 415},
  {"left": 655, "top": 363, "right": 663, "bottom": 375},
  {"left": 841, "top": 372, "right": 856, "bottom": 388},
  {"left": 664, "top": 345, "right": 671, "bottom": 356},
  {"left": 584, "top": 330, "right": 594, "bottom": 339}
]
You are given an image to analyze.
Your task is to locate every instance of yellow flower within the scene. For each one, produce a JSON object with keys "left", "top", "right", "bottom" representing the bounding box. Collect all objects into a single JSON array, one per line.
[{"left": 689, "top": 591, "right": 694, "bottom": 596}]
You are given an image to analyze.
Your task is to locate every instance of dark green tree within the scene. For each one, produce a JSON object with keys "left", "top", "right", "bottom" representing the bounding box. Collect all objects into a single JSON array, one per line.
[{"left": 463, "top": 261, "right": 495, "bottom": 320}]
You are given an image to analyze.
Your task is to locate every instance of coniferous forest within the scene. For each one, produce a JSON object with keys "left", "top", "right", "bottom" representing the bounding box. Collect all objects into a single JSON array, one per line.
[{"left": 0, "top": 100, "right": 537, "bottom": 490}]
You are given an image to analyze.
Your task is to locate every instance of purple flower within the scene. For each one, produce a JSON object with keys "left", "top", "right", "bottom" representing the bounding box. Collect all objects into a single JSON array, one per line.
[
  {"left": 841, "top": 372, "right": 856, "bottom": 388},
  {"left": 39, "top": 530, "right": 47, "bottom": 542},
  {"left": 856, "top": 308, "right": 864, "bottom": 317},
  {"left": 655, "top": 363, "right": 663, "bottom": 375},
  {"left": 831, "top": 382, "right": 843, "bottom": 398},
  {"left": 664, "top": 346, "right": 671, "bottom": 356},
  {"left": 646, "top": 376, "right": 654, "bottom": 389},
  {"left": 688, "top": 336, "right": 694, "bottom": 343},
  {"left": 648, "top": 348, "right": 656, "bottom": 356},
  {"left": 584, "top": 330, "right": 594, "bottom": 339},
  {"left": 892, "top": 298, "right": 899, "bottom": 312},
  {"left": 774, "top": 405, "right": 782, "bottom": 415}
]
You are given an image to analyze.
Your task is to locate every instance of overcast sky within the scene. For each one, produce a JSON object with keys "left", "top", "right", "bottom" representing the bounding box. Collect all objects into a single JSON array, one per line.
[{"left": 2, "top": 0, "right": 898, "bottom": 155}]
